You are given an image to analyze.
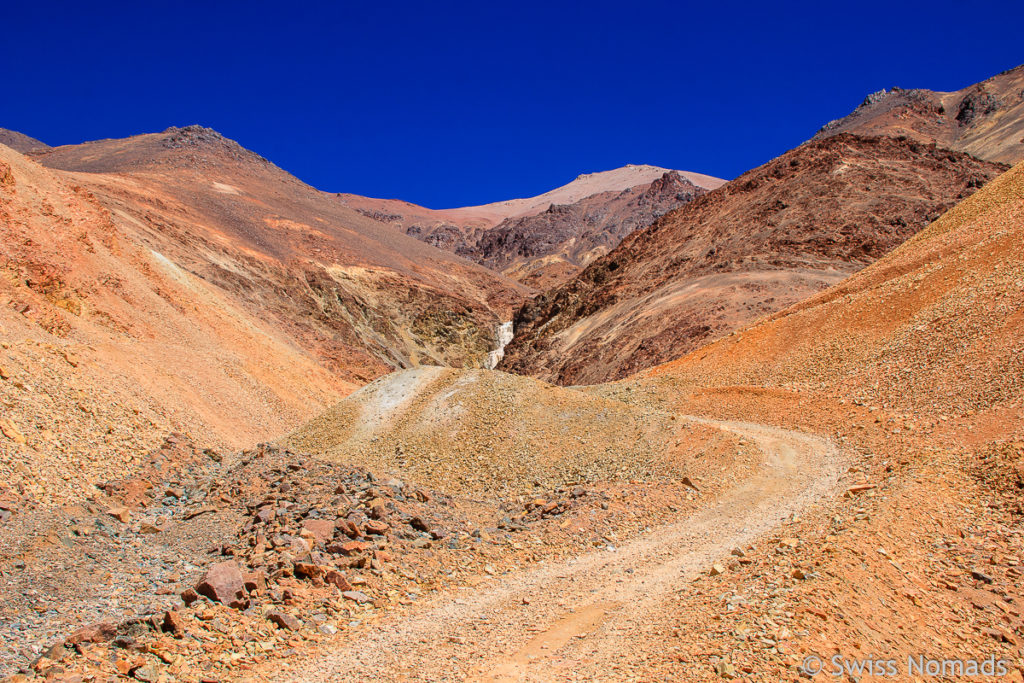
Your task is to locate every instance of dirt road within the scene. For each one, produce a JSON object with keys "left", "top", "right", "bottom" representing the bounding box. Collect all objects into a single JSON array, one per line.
[{"left": 276, "top": 417, "right": 845, "bottom": 682}]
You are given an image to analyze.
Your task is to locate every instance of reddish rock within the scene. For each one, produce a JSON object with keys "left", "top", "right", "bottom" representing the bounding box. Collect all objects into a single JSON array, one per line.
[
  {"left": 342, "top": 590, "right": 371, "bottom": 604},
  {"left": 289, "top": 536, "right": 312, "bottom": 557},
  {"left": 161, "top": 610, "right": 185, "bottom": 636},
  {"left": 324, "top": 569, "right": 352, "bottom": 591},
  {"left": 267, "top": 610, "right": 302, "bottom": 631},
  {"left": 106, "top": 506, "right": 131, "bottom": 523},
  {"left": 243, "top": 569, "right": 267, "bottom": 592},
  {"left": 65, "top": 621, "right": 116, "bottom": 646},
  {"left": 301, "top": 518, "right": 335, "bottom": 544},
  {"left": 363, "top": 519, "right": 389, "bottom": 535},
  {"left": 294, "top": 562, "right": 325, "bottom": 583},
  {"left": 195, "top": 561, "right": 247, "bottom": 608},
  {"left": 180, "top": 588, "right": 199, "bottom": 606},
  {"left": 338, "top": 540, "right": 370, "bottom": 556},
  {"left": 336, "top": 519, "right": 360, "bottom": 538},
  {"left": 100, "top": 477, "right": 153, "bottom": 507}
]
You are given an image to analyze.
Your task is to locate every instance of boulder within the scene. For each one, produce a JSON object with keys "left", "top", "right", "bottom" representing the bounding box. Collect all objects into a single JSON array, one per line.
[
  {"left": 324, "top": 569, "right": 352, "bottom": 591},
  {"left": 267, "top": 610, "right": 302, "bottom": 631},
  {"left": 363, "top": 519, "right": 389, "bottom": 535},
  {"left": 161, "top": 610, "right": 185, "bottom": 636},
  {"left": 65, "top": 621, "right": 116, "bottom": 646},
  {"left": 301, "top": 518, "right": 335, "bottom": 544},
  {"left": 342, "top": 590, "right": 371, "bottom": 604},
  {"left": 195, "top": 561, "right": 247, "bottom": 608}
]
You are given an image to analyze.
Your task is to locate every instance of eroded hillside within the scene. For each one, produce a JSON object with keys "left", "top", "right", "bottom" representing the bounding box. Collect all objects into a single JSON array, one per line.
[
  {"left": 0, "top": 127, "right": 531, "bottom": 506},
  {"left": 30, "top": 127, "right": 528, "bottom": 376},
  {"left": 0, "top": 144, "right": 352, "bottom": 503},
  {"left": 502, "top": 134, "right": 1006, "bottom": 385}
]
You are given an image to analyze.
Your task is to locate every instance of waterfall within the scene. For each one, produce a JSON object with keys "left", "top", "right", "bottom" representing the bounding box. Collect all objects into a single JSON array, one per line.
[{"left": 485, "top": 321, "right": 514, "bottom": 370}]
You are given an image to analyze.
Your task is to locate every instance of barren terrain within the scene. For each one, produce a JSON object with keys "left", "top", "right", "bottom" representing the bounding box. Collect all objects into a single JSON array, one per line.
[
  {"left": 2, "top": 65, "right": 1023, "bottom": 683},
  {"left": 280, "top": 417, "right": 845, "bottom": 682},
  {"left": 3, "top": 159, "right": 1021, "bottom": 682}
]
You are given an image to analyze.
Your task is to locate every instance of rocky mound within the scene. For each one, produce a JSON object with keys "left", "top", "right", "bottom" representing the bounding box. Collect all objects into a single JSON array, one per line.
[
  {"left": 0, "top": 435, "right": 486, "bottom": 677},
  {"left": 285, "top": 366, "right": 713, "bottom": 497},
  {"left": 815, "top": 64, "right": 1024, "bottom": 164},
  {"left": 501, "top": 134, "right": 1007, "bottom": 385}
]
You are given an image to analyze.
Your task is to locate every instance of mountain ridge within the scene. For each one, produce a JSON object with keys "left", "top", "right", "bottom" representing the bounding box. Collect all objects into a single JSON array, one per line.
[
  {"left": 500, "top": 133, "right": 1008, "bottom": 384},
  {"left": 814, "top": 64, "right": 1024, "bottom": 164}
]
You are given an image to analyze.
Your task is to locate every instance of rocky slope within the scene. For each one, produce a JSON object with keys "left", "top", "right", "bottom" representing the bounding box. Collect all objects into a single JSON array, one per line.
[
  {"left": 642, "top": 157, "right": 1024, "bottom": 421},
  {"left": 582, "top": 160, "right": 1024, "bottom": 681},
  {"left": 815, "top": 64, "right": 1024, "bottom": 164},
  {"left": 341, "top": 165, "right": 724, "bottom": 287},
  {"left": 0, "top": 142, "right": 364, "bottom": 506},
  {"left": 285, "top": 366, "right": 696, "bottom": 497},
  {"left": 501, "top": 134, "right": 1007, "bottom": 385}
]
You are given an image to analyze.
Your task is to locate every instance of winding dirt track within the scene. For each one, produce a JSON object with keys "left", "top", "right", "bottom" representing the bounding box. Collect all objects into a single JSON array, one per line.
[{"left": 280, "top": 418, "right": 845, "bottom": 682}]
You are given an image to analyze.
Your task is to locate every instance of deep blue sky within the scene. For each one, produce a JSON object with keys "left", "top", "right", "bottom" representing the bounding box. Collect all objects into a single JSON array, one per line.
[{"left": 5, "top": 1, "right": 1022, "bottom": 208}]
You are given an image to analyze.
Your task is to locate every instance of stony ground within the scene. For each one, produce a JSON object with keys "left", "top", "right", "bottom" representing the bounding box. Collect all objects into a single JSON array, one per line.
[
  {"left": 0, "top": 406, "right": 758, "bottom": 682},
  {"left": 11, "top": 389, "right": 1019, "bottom": 682},
  {"left": 276, "top": 417, "right": 846, "bottom": 681}
]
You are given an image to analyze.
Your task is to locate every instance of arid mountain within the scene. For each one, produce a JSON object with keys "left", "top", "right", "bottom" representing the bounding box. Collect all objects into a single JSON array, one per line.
[
  {"left": 0, "top": 126, "right": 532, "bottom": 505},
  {"left": 339, "top": 164, "right": 723, "bottom": 229},
  {"left": 441, "top": 164, "right": 724, "bottom": 225},
  {"left": 3, "top": 145, "right": 1023, "bottom": 682},
  {"left": 643, "top": 158, "right": 1024, "bottom": 424},
  {"left": 0, "top": 127, "right": 49, "bottom": 154},
  {"left": 815, "top": 64, "right": 1024, "bottom": 164},
  {"left": 501, "top": 134, "right": 1007, "bottom": 385},
  {"left": 463, "top": 171, "right": 709, "bottom": 288},
  {"left": 340, "top": 165, "right": 725, "bottom": 287},
  {"left": 29, "top": 126, "right": 529, "bottom": 376}
]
